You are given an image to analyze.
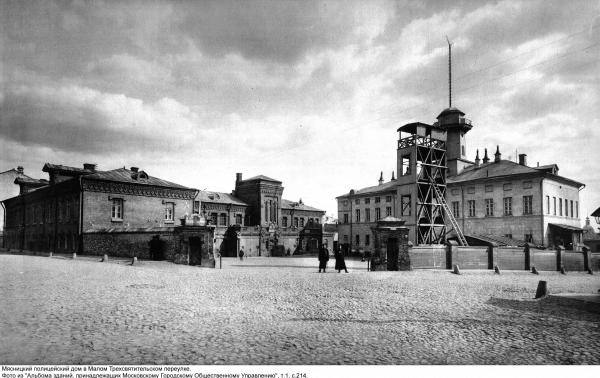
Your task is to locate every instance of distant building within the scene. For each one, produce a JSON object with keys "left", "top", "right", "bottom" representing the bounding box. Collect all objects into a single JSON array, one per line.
[
  {"left": 583, "top": 215, "right": 600, "bottom": 252},
  {"left": 336, "top": 172, "right": 397, "bottom": 255},
  {"left": 200, "top": 173, "right": 326, "bottom": 257},
  {"left": 0, "top": 166, "right": 46, "bottom": 246}
]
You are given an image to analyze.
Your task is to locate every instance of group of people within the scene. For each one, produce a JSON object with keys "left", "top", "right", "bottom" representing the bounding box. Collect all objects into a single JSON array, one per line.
[{"left": 318, "top": 246, "right": 348, "bottom": 273}]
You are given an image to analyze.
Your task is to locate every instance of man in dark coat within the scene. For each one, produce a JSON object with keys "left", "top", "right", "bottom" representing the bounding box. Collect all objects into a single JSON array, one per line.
[
  {"left": 318, "top": 246, "right": 329, "bottom": 273},
  {"left": 335, "top": 249, "right": 349, "bottom": 273}
]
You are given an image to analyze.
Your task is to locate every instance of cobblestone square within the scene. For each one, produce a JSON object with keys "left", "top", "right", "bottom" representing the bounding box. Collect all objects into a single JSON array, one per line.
[{"left": 0, "top": 254, "right": 599, "bottom": 365}]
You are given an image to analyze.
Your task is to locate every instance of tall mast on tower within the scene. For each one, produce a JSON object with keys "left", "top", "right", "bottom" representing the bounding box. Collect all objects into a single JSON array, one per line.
[{"left": 446, "top": 35, "right": 452, "bottom": 108}]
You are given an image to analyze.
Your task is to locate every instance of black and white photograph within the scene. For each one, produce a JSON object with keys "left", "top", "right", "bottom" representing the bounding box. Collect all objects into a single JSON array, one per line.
[{"left": 1, "top": 0, "right": 599, "bottom": 374}]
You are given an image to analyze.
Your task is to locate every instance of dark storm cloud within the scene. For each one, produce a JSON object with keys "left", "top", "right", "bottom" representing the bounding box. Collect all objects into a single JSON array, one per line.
[
  {"left": 174, "top": 0, "right": 380, "bottom": 63},
  {"left": 0, "top": 86, "right": 156, "bottom": 154}
]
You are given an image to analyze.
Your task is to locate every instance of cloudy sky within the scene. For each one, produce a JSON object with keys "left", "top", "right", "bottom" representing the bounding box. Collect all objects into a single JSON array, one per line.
[{"left": 1, "top": 0, "right": 599, "bottom": 219}]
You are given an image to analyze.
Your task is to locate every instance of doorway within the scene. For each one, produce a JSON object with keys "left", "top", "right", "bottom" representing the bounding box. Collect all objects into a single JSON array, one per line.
[
  {"left": 189, "top": 237, "right": 203, "bottom": 265},
  {"left": 387, "top": 237, "right": 399, "bottom": 271},
  {"left": 150, "top": 235, "right": 164, "bottom": 260}
]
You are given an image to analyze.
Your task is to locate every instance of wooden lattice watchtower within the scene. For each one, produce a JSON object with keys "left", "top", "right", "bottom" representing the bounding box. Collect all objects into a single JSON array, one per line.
[{"left": 396, "top": 122, "right": 448, "bottom": 245}]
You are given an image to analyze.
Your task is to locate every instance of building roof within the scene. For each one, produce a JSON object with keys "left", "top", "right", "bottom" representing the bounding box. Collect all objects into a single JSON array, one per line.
[
  {"left": 83, "top": 167, "right": 194, "bottom": 190},
  {"left": 448, "top": 159, "right": 584, "bottom": 188},
  {"left": 336, "top": 180, "right": 397, "bottom": 199},
  {"left": 14, "top": 176, "right": 48, "bottom": 186},
  {"left": 464, "top": 234, "right": 544, "bottom": 249},
  {"left": 548, "top": 223, "right": 583, "bottom": 232},
  {"left": 436, "top": 107, "right": 465, "bottom": 119},
  {"left": 281, "top": 198, "right": 324, "bottom": 212},
  {"left": 196, "top": 191, "right": 248, "bottom": 206},
  {"left": 534, "top": 164, "right": 559, "bottom": 174},
  {"left": 240, "top": 175, "right": 282, "bottom": 183},
  {"left": 42, "top": 163, "right": 92, "bottom": 175},
  {"left": 397, "top": 122, "right": 444, "bottom": 133},
  {"left": 591, "top": 207, "right": 600, "bottom": 218}
]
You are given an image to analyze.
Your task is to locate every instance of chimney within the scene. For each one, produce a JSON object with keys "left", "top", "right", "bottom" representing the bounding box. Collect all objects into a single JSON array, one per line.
[
  {"left": 518, "top": 154, "right": 528, "bottom": 166},
  {"left": 16, "top": 166, "right": 24, "bottom": 174},
  {"left": 83, "top": 163, "right": 97, "bottom": 172},
  {"left": 474, "top": 149, "right": 480, "bottom": 166},
  {"left": 130, "top": 167, "right": 139, "bottom": 173},
  {"left": 494, "top": 145, "right": 501, "bottom": 163},
  {"left": 299, "top": 198, "right": 303, "bottom": 205},
  {"left": 483, "top": 148, "right": 490, "bottom": 164},
  {"left": 378, "top": 171, "right": 383, "bottom": 185},
  {"left": 391, "top": 171, "right": 396, "bottom": 180},
  {"left": 236, "top": 173, "right": 242, "bottom": 183}
]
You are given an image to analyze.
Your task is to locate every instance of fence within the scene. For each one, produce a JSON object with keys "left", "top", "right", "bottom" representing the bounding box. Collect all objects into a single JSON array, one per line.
[{"left": 405, "top": 243, "right": 597, "bottom": 272}]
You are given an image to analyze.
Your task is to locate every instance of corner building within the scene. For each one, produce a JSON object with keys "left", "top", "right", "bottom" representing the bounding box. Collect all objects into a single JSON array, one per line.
[
  {"left": 2, "top": 163, "right": 215, "bottom": 265},
  {"left": 337, "top": 106, "right": 585, "bottom": 252}
]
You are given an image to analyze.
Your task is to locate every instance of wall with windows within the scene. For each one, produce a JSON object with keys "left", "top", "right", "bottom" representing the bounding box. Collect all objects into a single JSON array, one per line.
[
  {"left": 280, "top": 209, "right": 323, "bottom": 230},
  {"left": 336, "top": 190, "right": 396, "bottom": 254},
  {"left": 542, "top": 178, "right": 582, "bottom": 248},
  {"left": 2, "top": 178, "right": 81, "bottom": 253},
  {"left": 82, "top": 190, "right": 193, "bottom": 230},
  {"left": 447, "top": 177, "right": 544, "bottom": 244}
]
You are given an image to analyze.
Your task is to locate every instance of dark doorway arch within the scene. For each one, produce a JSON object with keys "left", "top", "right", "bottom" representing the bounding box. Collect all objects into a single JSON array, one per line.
[{"left": 189, "top": 237, "right": 203, "bottom": 265}]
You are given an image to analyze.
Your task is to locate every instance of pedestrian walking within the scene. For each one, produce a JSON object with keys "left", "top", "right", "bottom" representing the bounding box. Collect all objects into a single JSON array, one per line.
[
  {"left": 239, "top": 247, "right": 244, "bottom": 261},
  {"left": 318, "top": 246, "right": 329, "bottom": 273},
  {"left": 335, "top": 249, "right": 349, "bottom": 273}
]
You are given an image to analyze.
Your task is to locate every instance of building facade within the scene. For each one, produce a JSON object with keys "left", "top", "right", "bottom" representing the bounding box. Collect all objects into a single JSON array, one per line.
[
  {"left": 203, "top": 173, "right": 326, "bottom": 257},
  {"left": 446, "top": 153, "right": 584, "bottom": 249},
  {"left": 336, "top": 173, "right": 397, "bottom": 255},
  {"left": 3, "top": 163, "right": 215, "bottom": 265},
  {"left": 0, "top": 166, "right": 45, "bottom": 245}
]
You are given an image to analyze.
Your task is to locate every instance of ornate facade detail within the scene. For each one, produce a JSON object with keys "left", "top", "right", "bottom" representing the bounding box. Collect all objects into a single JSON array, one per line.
[{"left": 82, "top": 180, "right": 196, "bottom": 199}]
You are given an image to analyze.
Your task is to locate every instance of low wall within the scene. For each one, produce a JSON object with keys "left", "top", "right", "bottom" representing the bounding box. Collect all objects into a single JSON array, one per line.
[
  {"left": 451, "top": 246, "right": 489, "bottom": 269},
  {"left": 563, "top": 252, "right": 586, "bottom": 272},
  {"left": 591, "top": 253, "right": 600, "bottom": 272},
  {"left": 409, "top": 246, "right": 448, "bottom": 269},
  {"left": 531, "top": 250, "right": 557, "bottom": 271},
  {"left": 82, "top": 232, "right": 177, "bottom": 260},
  {"left": 495, "top": 247, "right": 527, "bottom": 271}
]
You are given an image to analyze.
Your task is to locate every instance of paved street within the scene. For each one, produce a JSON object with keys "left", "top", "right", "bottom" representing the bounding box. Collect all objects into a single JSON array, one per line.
[{"left": 0, "top": 254, "right": 599, "bottom": 365}]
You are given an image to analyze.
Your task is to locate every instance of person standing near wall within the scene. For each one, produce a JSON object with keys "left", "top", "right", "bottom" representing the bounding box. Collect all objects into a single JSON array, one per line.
[
  {"left": 318, "top": 246, "right": 329, "bottom": 273},
  {"left": 239, "top": 246, "right": 244, "bottom": 260},
  {"left": 335, "top": 249, "right": 349, "bottom": 273}
]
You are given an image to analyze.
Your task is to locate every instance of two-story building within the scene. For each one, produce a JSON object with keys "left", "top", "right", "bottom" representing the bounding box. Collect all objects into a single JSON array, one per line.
[
  {"left": 2, "top": 163, "right": 217, "bottom": 264},
  {"left": 446, "top": 151, "right": 584, "bottom": 249},
  {"left": 336, "top": 172, "right": 397, "bottom": 255}
]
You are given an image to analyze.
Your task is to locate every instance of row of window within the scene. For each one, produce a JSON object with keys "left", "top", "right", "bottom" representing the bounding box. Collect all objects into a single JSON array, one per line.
[
  {"left": 281, "top": 216, "right": 320, "bottom": 228},
  {"left": 545, "top": 196, "right": 578, "bottom": 218},
  {"left": 342, "top": 206, "right": 393, "bottom": 223},
  {"left": 342, "top": 234, "right": 371, "bottom": 246},
  {"left": 7, "top": 199, "right": 77, "bottom": 227},
  {"left": 208, "top": 212, "right": 244, "bottom": 226},
  {"left": 111, "top": 198, "right": 175, "bottom": 223},
  {"left": 451, "top": 181, "right": 533, "bottom": 196},
  {"left": 342, "top": 195, "right": 393, "bottom": 206},
  {"left": 451, "top": 196, "right": 534, "bottom": 218}
]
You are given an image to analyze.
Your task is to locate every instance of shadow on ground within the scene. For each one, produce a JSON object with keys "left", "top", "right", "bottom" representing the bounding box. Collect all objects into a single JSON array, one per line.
[{"left": 486, "top": 297, "right": 600, "bottom": 321}]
